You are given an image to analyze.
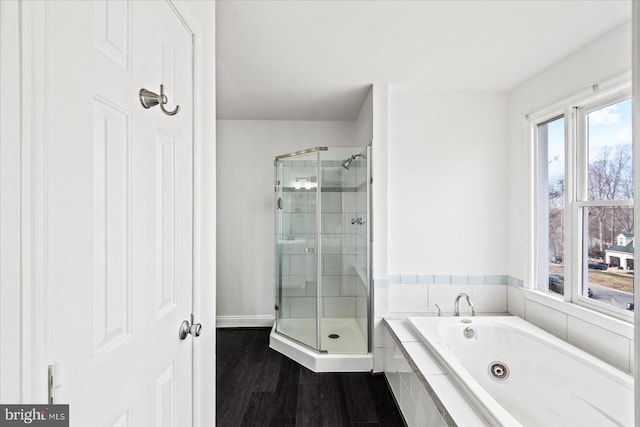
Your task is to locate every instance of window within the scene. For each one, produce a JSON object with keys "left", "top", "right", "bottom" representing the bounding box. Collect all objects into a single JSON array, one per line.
[
  {"left": 534, "top": 87, "right": 633, "bottom": 319},
  {"left": 536, "top": 115, "right": 566, "bottom": 296}
]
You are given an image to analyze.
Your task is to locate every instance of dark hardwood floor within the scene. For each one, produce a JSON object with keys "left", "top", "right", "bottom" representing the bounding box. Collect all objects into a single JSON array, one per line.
[{"left": 216, "top": 328, "right": 405, "bottom": 427}]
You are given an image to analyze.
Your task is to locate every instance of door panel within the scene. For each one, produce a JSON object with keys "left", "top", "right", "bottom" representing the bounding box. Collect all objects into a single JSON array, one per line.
[
  {"left": 46, "top": 1, "right": 193, "bottom": 425},
  {"left": 91, "top": 95, "right": 132, "bottom": 356}
]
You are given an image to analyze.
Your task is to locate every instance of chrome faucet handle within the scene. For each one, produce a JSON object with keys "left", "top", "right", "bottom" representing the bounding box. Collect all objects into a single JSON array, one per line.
[{"left": 434, "top": 304, "right": 441, "bottom": 317}]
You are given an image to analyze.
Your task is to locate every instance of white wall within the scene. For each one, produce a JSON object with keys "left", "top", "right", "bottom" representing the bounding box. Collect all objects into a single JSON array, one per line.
[
  {"left": 372, "top": 84, "right": 390, "bottom": 281},
  {"left": 370, "top": 88, "right": 512, "bottom": 372},
  {"left": 388, "top": 91, "right": 509, "bottom": 275},
  {"left": 370, "top": 84, "right": 390, "bottom": 371},
  {"left": 371, "top": 91, "right": 511, "bottom": 370},
  {"left": 355, "top": 87, "right": 373, "bottom": 146},
  {"left": 216, "top": 120, "right": 357, "bottom": 326}
]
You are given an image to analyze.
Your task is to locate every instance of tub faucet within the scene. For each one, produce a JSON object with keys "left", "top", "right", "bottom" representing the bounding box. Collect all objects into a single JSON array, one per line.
[{"left": 454, "top": 293, "right": 476, "bottom": 316}]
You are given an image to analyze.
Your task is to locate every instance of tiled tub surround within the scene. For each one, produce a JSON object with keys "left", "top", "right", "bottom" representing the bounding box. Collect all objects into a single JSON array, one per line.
[
  {"left": 373, "top": 275, "right": 516, "bottom": 374},
  {"left": 508, "top": 286, "right": 635, "bottom": 374},
  {"left": 382, "top": 274, "right": 634, "bottom": 375},
  {"left": 386, "top": 274, "right": 519, "bottom": 317},
  {"left": 383, "top": 319, "right": 485, "bottom": 426},
  {"left": 384, "top": 317, "right": 634, "bottom": 427}
]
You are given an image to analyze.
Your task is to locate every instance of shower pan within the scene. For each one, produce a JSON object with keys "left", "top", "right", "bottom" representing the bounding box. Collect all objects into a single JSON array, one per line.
[{"left": 270, "top": 146, "right": 372, "bottom": 372}]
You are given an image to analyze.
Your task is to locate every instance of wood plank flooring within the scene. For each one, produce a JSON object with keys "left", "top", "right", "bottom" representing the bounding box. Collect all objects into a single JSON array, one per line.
[{"left": 216, "top": 327, "right": 405, "bottom": 427}]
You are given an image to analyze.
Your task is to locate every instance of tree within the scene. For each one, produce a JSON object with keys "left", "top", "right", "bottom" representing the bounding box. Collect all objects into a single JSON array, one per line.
[
  {"left": 587, "top": 144, "right": 633, "bottom": 255},
  {"left": 548, "top": 179, "right": 564, "bottom": 257}
]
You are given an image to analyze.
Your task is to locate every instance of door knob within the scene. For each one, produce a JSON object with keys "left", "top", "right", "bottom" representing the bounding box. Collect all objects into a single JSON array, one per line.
[
  {"left": 179, "top": 313, "right": 202, "bottom": 340},
  {"left": 190, "top": 320, "right": 202, "bottom": 337}
]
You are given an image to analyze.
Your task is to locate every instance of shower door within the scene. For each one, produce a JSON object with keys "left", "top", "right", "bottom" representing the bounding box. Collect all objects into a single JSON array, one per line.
[{"left": 275, "top": 148, "right": 323, "bottom": 349}]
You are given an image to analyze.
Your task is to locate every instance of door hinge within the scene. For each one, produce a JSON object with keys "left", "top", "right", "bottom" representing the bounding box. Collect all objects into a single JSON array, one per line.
[{"left": 274, "top": 304, "right": 280, "bottom": 311}]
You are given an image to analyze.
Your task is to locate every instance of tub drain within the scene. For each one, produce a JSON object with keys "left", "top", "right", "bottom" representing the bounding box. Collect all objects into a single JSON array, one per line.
[
  {"left": 328, "top": 333, "right": 340, "bottom": 339},
  {"left": 489, "top": 362, "right": 509, "bottom": 381}
]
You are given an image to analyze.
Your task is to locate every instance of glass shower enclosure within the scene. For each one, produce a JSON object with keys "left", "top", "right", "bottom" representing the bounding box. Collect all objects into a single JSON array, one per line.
[{"left": 274, "top": 146, "right": 371, "bottom": 354}]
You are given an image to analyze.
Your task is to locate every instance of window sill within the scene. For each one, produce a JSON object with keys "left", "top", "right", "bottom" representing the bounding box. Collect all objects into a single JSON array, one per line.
[{"left": 522, "top": 289, "right": 633, "bottom": 340}]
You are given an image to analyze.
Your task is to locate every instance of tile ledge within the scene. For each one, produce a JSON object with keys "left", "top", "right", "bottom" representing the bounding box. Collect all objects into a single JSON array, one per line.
[{"left": 522, "top": 289, "right": 633, "bottom": 339}]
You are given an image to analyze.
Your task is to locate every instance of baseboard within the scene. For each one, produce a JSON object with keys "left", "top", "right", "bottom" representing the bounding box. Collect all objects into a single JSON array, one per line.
[{"left": 216, "top": 315, "right": 275, "bottom": 328}]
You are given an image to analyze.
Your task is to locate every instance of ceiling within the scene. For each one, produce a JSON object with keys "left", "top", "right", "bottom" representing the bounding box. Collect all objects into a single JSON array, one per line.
[{"left": 216, "top": 1, "right": 631, "bottom": 121}]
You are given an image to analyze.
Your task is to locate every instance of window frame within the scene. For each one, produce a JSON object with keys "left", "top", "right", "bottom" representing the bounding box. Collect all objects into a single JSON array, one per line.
[{"left": 530, "top": 80, "right": 633, "bottom": 322}]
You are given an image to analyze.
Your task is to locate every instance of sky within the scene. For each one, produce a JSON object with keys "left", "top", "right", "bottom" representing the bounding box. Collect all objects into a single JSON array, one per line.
[
  {"left": 588, "top": 98, "right": 632, "bottom": 155},
  {"left": 547, "top": 97, "right": 632, "bottom": 185},
  {"left": 547, "top": 116, "right": 565, "bottom": 184}
]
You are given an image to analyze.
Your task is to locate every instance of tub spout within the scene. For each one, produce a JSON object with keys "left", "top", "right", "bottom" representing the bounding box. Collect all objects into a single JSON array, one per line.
[{"left": 454, "top": 293, "right": 476, "bottom": 316}]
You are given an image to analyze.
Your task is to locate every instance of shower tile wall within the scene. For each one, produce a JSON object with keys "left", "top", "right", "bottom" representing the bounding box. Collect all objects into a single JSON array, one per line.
[
  {"left": 279, "top": 158, "right": 368, "bottom": 327},
  {"left": 323, "top": 161, "right": 366, "bottom": 325}
]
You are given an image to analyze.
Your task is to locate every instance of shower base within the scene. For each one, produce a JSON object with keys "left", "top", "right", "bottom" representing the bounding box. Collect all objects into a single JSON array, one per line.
[
  {"left": 269, "top": 318, "right": 373, "bottom": 372},
  {"left": 277, "top": 318, "right": 367, "bottom": 353}
]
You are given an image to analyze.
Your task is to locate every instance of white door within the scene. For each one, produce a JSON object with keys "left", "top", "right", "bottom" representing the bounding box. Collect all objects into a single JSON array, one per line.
[{"left": 46, "top": 1, "right": 194, "bottom": 425}]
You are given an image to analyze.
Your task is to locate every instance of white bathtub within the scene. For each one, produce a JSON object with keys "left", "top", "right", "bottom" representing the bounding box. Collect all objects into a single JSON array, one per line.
[{"left": 407, "top": 316, "right": 634, "bottom": 427}]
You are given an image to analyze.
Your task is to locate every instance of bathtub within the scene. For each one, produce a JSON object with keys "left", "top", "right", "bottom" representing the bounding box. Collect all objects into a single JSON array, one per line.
[{"left": 406, "top": 316, "right": 633, "bottom": 427}]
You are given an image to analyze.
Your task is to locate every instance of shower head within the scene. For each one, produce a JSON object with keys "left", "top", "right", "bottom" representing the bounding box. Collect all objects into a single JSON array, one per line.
[
  {"left": 342, "top": 153, "right": 365, "bottom": 170},
  {"left": 342, "top": 156, "right": 354, "bottom": 169}
]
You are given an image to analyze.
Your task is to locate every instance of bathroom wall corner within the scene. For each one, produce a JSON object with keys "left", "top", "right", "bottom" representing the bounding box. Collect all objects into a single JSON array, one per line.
[{"left": 507, "top": 285, "right": 525, "bottom": 318}]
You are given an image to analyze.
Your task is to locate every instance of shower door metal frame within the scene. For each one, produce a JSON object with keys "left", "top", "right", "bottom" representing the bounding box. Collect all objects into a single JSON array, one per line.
[
  {"left": 275, "top": 146, "right": 328, "bottom": 160},
  {"left": 366, "top": 144, "right": 373, "bottom": 354},
  {"left": 274, "top": 160, "right": 283, "bottom": 330},
  {"left": 314, "top": 152, "right": 323, "bottom": 352}
]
